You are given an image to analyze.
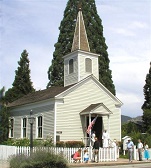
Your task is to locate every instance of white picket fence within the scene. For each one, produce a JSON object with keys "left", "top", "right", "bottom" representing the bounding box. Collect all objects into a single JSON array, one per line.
[{"left": 0, "top": 145, "right": 118, "bottom": 163}]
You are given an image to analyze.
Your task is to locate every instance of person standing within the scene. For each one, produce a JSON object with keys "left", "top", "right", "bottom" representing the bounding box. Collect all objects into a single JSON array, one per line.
[
  {"left": 91, "top": 131, "right": 96, "bottom": 146},
  {"left": 127, "top": 138, "right": 134, "bottom": 162},
  {"left": 102, "top": 130, "right": 109, "bottom": 148},
  {"left": 92, "top": 137, "right": 100, "bottom": 163},
  {"left": 144, "top": 142, "right": 150, "bottom": 161},
  {"left": 137, "top": 139, "right": 143, "bottom": 161}
]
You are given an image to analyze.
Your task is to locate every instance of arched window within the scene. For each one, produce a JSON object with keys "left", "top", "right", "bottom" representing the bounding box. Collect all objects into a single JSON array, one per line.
[
  {"left": 69, "top": 59, "right": 74, "bottom": 74},
  {"left": 85, "top": 58, "right": 92, "bottom": 73}
]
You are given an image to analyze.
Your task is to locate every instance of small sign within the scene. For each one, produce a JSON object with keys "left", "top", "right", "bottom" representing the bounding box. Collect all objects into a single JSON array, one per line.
[{"left": 56, "top": 131, "right": 62, "bottom": 134}]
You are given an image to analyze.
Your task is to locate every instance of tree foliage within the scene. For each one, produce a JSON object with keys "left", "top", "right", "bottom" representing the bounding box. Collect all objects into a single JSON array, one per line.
[
  {"left": 5, "top": 50, "right": 35, "bottom": 103},
  {"left": 142, "top": 62, "right": 151, "bottom": 109},
  {"left": 47, "top": 0, "right": 116, "bottom": 95},
  {"left": 0, "top": 87, "right": 9, "bottom": 143},
  {"left": 142, "top": 62, "right": 151, "bottom": 133},
  {"left": 121, "top": 121, "right": 151, "bottom": 147}
]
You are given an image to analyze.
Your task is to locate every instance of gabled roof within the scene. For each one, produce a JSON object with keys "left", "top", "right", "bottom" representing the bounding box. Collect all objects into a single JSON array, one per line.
[
  {"left": 80, "top": 103, "right": 112, "bottom": 116},
  {"left": 7, "top": 84, "right": 74, "bottom": 108},
  {"left": 7, "top": 75, "right": 122, "bottom": 108},
  {"left": 71, "top": 8, "right": 90, "bottom": 52},
  {"left": 56, "top": 74, "right": 123, "bottom": 106}
]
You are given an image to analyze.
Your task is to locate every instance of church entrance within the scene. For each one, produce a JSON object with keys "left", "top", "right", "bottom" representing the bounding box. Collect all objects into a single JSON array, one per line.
[{"left": 87, "top": 116, "right": 103, "bottom": 147}]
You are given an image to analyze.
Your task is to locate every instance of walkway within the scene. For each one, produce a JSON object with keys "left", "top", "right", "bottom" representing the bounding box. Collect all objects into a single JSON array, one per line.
[
  {"left": 69, "top": 158, "right": 151, "bottom": 167},
  {"left": 1, "top": 158, "right": 151, "bottom": 168}
]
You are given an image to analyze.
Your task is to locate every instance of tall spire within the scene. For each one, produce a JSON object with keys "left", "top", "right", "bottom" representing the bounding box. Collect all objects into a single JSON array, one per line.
[{"left": 71, "top": 7, "right": 90, "bottom": 52}]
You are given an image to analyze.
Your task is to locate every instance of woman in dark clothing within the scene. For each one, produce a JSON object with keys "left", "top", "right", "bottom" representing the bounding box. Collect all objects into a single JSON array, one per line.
[{"left": 92, "top": 137, "right": 100, "bottom": 163}]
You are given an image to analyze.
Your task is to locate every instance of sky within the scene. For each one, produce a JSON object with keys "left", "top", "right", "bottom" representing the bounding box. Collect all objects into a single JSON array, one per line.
[{"left": 0, "top": 0, "right": 150, "bottom": 118}]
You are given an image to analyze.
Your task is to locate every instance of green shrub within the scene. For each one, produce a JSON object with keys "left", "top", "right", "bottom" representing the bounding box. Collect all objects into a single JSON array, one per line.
[
  {"left": 65, "top": 141, "right": 84, "bottom": 148},
  {"left": 119, "top": 153, "right": 128, "bottom": 159},
  {"left": 9, "top": 150, "right": 69, "bottom": 168},
  {"left": 2, "top": 138, "right": 84, "bottom": 148},
  {"left": 56, "top": 141, "right": 84, "bottom": 148},
  {"left": 1, "top": 138, "right": 54, "bottom": 147},
  {"left": 56, "top": 141, "right": 65, "bottom": 147}
]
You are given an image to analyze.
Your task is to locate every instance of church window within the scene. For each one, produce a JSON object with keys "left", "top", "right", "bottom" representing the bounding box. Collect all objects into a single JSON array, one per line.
[
  {"left": 9, "top": 118, "right": 14, "bottom": 138},
  {"left": 38, "top": 116, "right": 42, "bottom": 138},
  {"left": 22, "top": 118, "right": 27, "bottom": 138},
  {"left": 69, "top": 59, "right": 74, "bottom": 74},
  {"left": 85, "top": 58, "right": 92, "bottom": 73}
]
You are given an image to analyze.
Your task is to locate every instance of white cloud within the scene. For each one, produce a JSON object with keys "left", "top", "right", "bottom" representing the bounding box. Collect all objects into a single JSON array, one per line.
[
  {"left": 112, "top": 28, "right": 135, "bottom": 36},
  {"left": 130, "top": 21, "right": 148, "bottom": 29}
]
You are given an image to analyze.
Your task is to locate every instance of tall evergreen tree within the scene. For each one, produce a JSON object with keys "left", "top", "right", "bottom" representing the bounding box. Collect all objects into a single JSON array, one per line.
[
  {"left": 142, "top": 62, "right": 151, "bottom": 132},
  {"left": 5, "top": 50, "right": 35, "bottom": 103},
  {"left": 0, "top": 87, "right": 9, "bottom": 142},
  {"left": 47, "top": 0, "right": 116, "bottom": 95},
  {"left": 142, "top": 62, "right": 151, "bottom": 109}
]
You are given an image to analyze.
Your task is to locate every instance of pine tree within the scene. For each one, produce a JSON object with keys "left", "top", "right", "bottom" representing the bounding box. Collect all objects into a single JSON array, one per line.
[
  {"left": 0, "top": 87, "right": 9, "bottom": 142},
  {"left": 142, "top": 62, "right": 151, "bottom": 132},
  {"left": 5, "top": 50, "right": 35, "bottom": 103},
  {"left": 47, "top": 0, "right": 116, "bottom": 95}
]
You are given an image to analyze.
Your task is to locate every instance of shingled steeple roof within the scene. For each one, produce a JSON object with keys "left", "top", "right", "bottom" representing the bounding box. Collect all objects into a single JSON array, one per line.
[{"left": 71, "top": 7, "right": 90, "bottom": 52}]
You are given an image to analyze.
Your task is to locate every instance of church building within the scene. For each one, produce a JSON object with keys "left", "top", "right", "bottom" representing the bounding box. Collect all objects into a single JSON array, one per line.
[{"left": 8, "top": 8, "right": 123, "bottom": 146}]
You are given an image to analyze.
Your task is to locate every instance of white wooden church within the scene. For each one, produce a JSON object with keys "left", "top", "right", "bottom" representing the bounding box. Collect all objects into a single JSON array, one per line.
[{"left": 8, "top": 8, "right": 123, "bottom": 146}]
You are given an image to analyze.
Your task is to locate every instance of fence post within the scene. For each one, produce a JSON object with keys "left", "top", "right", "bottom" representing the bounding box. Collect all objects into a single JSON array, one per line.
[
  {"left": 133, "top": 145, "right": 136, "bottom": 160},
  {"left": 114, "top": 146, "right": 117, "bottom": 161}
]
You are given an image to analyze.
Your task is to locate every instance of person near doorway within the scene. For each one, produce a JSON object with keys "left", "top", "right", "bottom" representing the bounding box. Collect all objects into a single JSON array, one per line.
[
  {"left": 127, "top": 138, "right": 134, "bottom": 162},
  {"left": 92, "top": 137, "right": 100, "bottom": 163},
  {"left": 91, "top": 131, "right": 96, "bottom": 146},
  {"left": 137, "top": 139, "right": 143, "bottom": 161},
  {"left": 102, "top": 130, "right": 109, "bottom": 148}
]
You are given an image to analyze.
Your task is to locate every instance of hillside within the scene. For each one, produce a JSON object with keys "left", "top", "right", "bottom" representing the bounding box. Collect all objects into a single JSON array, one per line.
[{"left": 121, "top": 115, "right": 132, "bottom": 124}]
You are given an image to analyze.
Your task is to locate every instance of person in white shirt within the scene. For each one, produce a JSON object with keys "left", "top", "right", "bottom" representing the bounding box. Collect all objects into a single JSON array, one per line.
[
  {"left": 102, "top": 130, "right": 109, "bottom": 148},
  {"left": 91, "top": 131, "right": 96, "bottom": 146},
  {"left": 137, "top": 139, "right": 143, "bottom": 161}
]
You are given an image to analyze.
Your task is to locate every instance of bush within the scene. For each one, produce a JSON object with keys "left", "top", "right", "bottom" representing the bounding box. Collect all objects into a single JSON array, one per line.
[
  {"left": 65, "top": 141, "right": 84, "bottom": 148},
  {"left": 1, "top": 138, "right": 54, "bottom": 147},
  {"left": 9, "top": 150, "right": 69, "bottom": 168},
  {"left": 56, "top": 141, "right": 65, "bottom": 147},
  {"left": 119, "top": 153, "right": 128, "bottom": 159},
  {"left": 56, "top": 141, "right": 84, "bottom": 148}
]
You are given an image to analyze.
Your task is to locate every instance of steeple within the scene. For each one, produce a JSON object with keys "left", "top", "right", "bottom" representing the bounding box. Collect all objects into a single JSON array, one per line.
[
  {"left": 63, "top": 6, "right": 100, "bottom": 87},
  {"left": 71, "top": 7, "right": 90, "bottom": 52}
]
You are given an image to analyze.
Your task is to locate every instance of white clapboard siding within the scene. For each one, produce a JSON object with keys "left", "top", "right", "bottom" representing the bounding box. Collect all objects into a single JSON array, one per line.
[
  {"left": 79, "top": 54, "right": 99, "bottom": 80},
  {"left": 64, "top": 56, "right": 78, "bottom": 86},
  {"left": 10, "top": 103, "right": 55, "bottom": 140},
  {"left": 56, "top": 78, "right": 121, "bottom": 141}
]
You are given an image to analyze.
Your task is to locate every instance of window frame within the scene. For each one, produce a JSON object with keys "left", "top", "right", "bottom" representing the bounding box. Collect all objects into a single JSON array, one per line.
[
  {"left": 22, "top": 117, "right": 27, "bottom": 138},
  {"left": 69, "top": 59, "right": 74, "bottom": 74},
  {"left": 85, "top": 58, "right": 92, "bottom": 73},
  {"left": 37, "top": 116, "right": 43, "bottom": 138},
  {"left": 9, "top": 118, "right": 14, "bottom": 138}
]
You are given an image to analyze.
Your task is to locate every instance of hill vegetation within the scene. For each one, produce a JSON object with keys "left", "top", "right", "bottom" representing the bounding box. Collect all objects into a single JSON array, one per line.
[{"left": 121, "top": 115, "right": 132, "bottom": 124}]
